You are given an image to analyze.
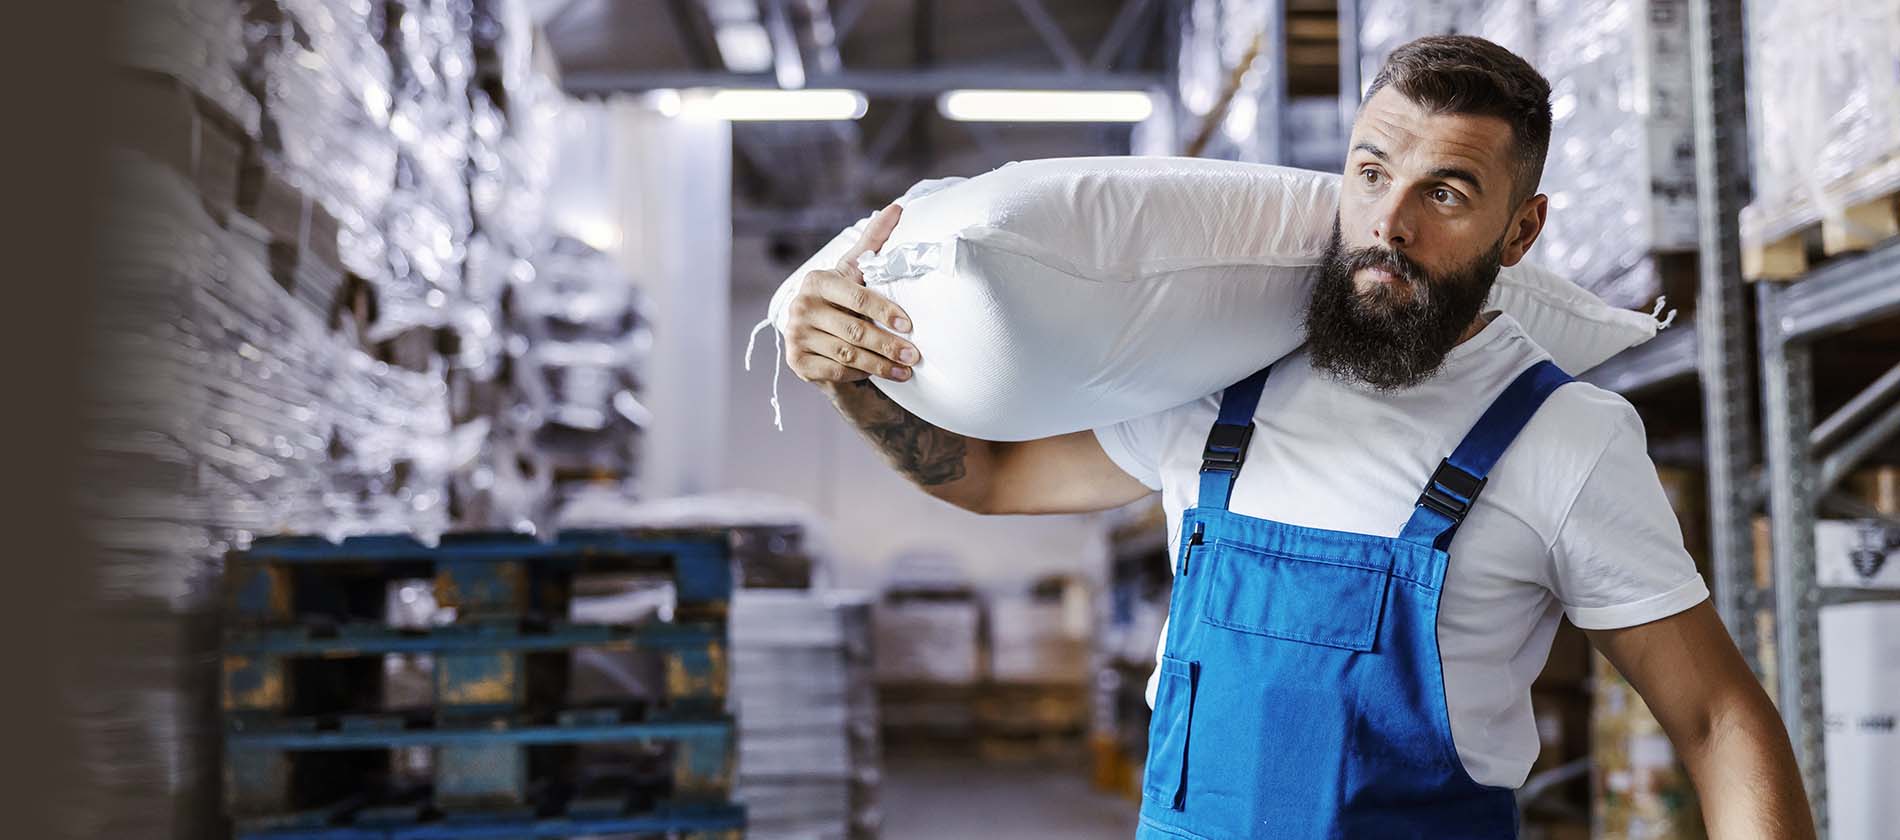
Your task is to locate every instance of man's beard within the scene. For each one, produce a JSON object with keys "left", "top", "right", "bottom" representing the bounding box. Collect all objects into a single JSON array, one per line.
[{"left": 1302, "top": 221, "right": 1504, "bottom": 391}]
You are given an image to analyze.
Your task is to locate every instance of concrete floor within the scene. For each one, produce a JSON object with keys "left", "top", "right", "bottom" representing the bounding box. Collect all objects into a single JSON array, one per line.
[{"left": 880, "top": 751, "right": 1139, "bottom": 840}]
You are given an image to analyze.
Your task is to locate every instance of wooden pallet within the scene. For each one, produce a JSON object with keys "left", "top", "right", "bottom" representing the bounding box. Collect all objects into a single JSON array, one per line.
[
  {"left": 974, "top": 729, "right": 1086, "bottom": 764},
  {"left": 233, "top": 795, "right": 745, "bottom": 840},
  {"left": 224, "top": 706, "right": 739, "bottom": 828},
  {"left": 222, "top": 620, "right": 729, "bottom": 718},
  {"left": 221, "top": 530, "right": 738, "bottom": 830},
  {"left": 223, "top": 531, "right": 734, "bottom": 629},
  {"left": 1744, "top": 179, "right": 1900, "bottom": 281}
]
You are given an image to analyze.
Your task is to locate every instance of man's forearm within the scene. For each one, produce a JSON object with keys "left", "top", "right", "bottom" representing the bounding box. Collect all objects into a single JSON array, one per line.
[
  {"left": 1679, "top": 691, "right": 1816, "bottom": 840},
  {"left": 817, "top": 380, "right": 997, "bottom": 510}
]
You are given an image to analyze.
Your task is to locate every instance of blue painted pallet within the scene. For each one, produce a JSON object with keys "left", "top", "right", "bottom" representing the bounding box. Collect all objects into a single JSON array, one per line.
[
  {"left": 226, "top": 717, "right": 734, "bottom": 750},
  {"left": 224, "top": 711, "right": 738, "bottom": 830},
  {"left": 220, "top": 530, "right": 737, "bottom": 829},
  {"left": 223, "top": 621, "right": 722, "bottom": 656},
  {"left": 225, "top": 529, "right": 735, "bottom": 627},
  {"left": 234, "top": 802, "right": 746, "bottom": 840}
]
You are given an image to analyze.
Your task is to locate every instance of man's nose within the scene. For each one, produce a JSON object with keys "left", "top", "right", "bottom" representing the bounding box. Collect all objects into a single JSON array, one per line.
[{"left": 1370, "top": 192, "right": 1415, "bottom": 249}]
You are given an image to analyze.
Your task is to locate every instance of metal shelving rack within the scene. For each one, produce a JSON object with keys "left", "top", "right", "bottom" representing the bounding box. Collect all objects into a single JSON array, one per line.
[
  {"left": 1582, "top": 0, "right": 1761, "bottom": 677},
  {"left": 1756, "top": 240, "right": 1900, "bottom": 834},
  {"left": 1561, "top": 1, "right": 1900, "bottom": 831},
  {"left": 1685, "top": 0, "right": 1766, "bottom": 685}
]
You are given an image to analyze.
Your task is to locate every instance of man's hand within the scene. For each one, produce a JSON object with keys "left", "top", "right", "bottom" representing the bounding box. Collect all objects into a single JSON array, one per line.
[{"left": 784, "top": 204, "right": 921, "bottom": 385}]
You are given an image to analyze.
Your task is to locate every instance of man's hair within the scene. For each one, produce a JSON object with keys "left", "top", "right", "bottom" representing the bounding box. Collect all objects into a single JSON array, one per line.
[{"left": 1361, "top": 35, "right": 1552, "bottom": 204}]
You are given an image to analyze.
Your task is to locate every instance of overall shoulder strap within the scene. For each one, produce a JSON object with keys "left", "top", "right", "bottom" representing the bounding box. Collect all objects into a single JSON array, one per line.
[
  {"left": 1399, "top": 360, "right": 1575, "bottom": 550},
  {"left": 1196, "top": 365, "right": 1274, "bottom": 511}
]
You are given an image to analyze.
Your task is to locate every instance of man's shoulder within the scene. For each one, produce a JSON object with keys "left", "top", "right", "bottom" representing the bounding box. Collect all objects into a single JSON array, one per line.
[{"left": 1519, "top": 377, "right": 1644, "bottom": 464}]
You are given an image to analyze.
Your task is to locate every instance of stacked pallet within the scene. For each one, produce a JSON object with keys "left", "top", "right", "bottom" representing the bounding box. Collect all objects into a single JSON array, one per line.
[
  {"left": 220, "top": 530, "right": 743, "bottom": 839},
  {"left": 553, "top": 490, "right": 881, "bottom": 838},
  {"left": 515, "top": 236, "right": 653, "bottom": 502},
  {"left": 731, "top": 591, "right": 880, "bottom": 840},
  {"left": 874, "top": 586, "right": 985, "bottom": 744},
  {"left": 1740, "top": 0, "right": 1900, "bottom": 281},
  {"left": 88, "top": 2, "right": 566, "bottom": 835},
  {"left": 977, "top": 578, "right": 1094, "bottom": 764}
]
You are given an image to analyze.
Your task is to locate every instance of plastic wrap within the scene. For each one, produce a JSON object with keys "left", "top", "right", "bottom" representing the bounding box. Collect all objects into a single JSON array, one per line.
[
  {"left": 471, "top": 0, "right": 533, "bottom": 89},
  {"left": 380, "top": 0, "right": 476, "bottom": 331},
  {"left": 1355, "top": 0, "right": 1475, "bottom": 96},
  {"left": 243, "top": 0, "right": 399, "bottom": 278},
  {"left": 1742, "top": 0, "right": 1900, "bottom": 245},
  {"left": 468, "top": 80, "right": 560, "bottom": 255},
  {"left": 95, "top": 151, "right": 471, "bottom": 601},
  {"left": 1472, "top": 0, "right": 1536, "bottom": 60},
  {"left": 1532, "top": 0, "right": 1696, "bottom": 308},
  {"left": 81, "top": 149, "right": 473, "bottom": 838},
  {"left": 501, "top": 236, "right": 648, "bottom": 484},
  {"left": 111, "top": 0, "right": 261, "bottom": 136}
]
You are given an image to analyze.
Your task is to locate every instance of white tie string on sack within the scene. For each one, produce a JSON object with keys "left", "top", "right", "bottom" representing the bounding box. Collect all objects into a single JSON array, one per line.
[{"left": 742, "top": 314, "right": 785, "bottom": 430}]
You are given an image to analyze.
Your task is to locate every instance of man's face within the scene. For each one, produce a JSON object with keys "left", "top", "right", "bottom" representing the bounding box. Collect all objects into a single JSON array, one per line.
[{"left": 1303, "top": 88, "right": 1548, "bottom": 390}]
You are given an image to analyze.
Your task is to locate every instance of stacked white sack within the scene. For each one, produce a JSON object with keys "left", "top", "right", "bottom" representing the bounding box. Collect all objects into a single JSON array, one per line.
[{"left": 750, "top": 157, "right": 1667, "bottom": 442}]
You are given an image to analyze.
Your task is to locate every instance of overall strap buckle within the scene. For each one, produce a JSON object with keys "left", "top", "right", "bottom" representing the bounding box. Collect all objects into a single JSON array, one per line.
[
  {"left": 1417, "top": 459, "right": 1486, "bottom": 521},
  {"left": 1201, "top": 422, "right": 1254, "bottom": 473}
]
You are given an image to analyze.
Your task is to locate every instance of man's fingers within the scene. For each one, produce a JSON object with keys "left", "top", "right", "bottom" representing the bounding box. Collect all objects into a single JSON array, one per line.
[
  {"left": 789, "top": 352, "right": 865, "bottom": 384},
  {"left": 812, "top": 271, "right": 914, "bottom": 334},
  {"left": 803, "top": 306, "right": 920, "bottom": 366},
  {"left": 835, "top": 203, "right": 904, "bottom": 272},
  {"left": 806, "top": 333, "right": 912, "bottom": 381}
]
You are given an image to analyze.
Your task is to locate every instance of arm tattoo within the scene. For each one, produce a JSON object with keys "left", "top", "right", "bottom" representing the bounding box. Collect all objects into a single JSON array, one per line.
[{"left": 837, "top": 380, "right": 969, "bottom": 486}]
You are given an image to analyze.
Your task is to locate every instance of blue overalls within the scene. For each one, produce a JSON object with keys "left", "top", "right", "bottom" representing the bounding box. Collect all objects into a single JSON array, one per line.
[{"left": 1136, "top": 360, "right": 1574, "bottom": 840}]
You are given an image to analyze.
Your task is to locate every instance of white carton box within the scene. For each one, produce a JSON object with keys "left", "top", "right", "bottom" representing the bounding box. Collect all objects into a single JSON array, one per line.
[
  {"left": 871, "top": 599, "right": 982, "bottom": 685},
  {"left": 1816, "top": 519, "right": 1900, "bottom": 589},
  {"left": 1820, "top": 603, "right": 1900, "bottom": 840}
]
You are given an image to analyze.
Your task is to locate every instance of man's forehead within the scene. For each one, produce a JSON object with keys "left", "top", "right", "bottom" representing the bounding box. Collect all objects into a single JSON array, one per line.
[{"left": 1350, "top": 90, "right": 1514, "bottom": 176}]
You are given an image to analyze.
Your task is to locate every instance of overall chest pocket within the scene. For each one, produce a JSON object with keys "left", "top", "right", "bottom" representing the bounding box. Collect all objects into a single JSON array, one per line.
[{"left": 1200, "top": 539, "right": 1391, "bottom": 651}]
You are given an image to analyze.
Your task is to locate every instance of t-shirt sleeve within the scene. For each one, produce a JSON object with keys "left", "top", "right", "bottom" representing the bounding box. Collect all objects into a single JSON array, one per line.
[
  {"left": 1547, "top": 404, "right": 1710, "bottom": 629},
  {"left": 1093, "top": 410, "right": 1172, "bottom": 492}
]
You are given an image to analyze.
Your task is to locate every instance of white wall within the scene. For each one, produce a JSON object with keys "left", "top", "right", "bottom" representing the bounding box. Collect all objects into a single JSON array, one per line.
[
  {"left": 726, "top": 247, "right": 1115, "bottom": 594},
  {"left": 611, "top": 104, "right": 733, "bottom": 499}
]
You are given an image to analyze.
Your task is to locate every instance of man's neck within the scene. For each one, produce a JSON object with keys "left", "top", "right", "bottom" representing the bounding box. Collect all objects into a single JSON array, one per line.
[{"left": 1455, "top": 310, "right": 1499, "bottom": 346}]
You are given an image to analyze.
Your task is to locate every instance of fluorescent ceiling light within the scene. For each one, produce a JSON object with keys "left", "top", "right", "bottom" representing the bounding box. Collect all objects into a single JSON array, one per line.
[
  {"left": 937, "top": 90, "right": 1156, "bottom": 122},
  {"left": 681, "top": 89, "right": 868, "bottom": 121},
  {"left": 713, "top": 23, "right": 774, "bottom": 72}
]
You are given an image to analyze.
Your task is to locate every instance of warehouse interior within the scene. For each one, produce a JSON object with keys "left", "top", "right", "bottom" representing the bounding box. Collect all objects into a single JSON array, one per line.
[{"left": 58, "top": 0, "right": 1900, "bottom": 838}]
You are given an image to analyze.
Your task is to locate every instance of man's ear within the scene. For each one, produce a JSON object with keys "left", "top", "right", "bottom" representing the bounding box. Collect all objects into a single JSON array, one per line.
[{"left": 1498, "top": 193, "right": 1549, "bottom": 268}]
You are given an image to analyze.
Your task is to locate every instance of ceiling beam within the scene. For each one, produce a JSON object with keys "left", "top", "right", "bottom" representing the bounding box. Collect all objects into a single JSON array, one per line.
[
  {"left": 565, "top": 69, "right": 1167, "bottom": 96},
  {"left": 761, "top": 0, "right": 807, "bottom": 88},
  {"left": 1009, "top": 0, "right": 1087, "bottom": 71},
  {"left": 1090, "top": 0, "right": 1156, "bottom": 71}
]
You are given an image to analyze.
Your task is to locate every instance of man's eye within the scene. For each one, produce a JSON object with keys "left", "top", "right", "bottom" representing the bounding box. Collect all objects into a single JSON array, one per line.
[
  {"left": 1431, "top": 188, "right": 1459, "bottom": 204},
  {"left": 1360, "top": 169, "right": 1382, "bottom": 184}
]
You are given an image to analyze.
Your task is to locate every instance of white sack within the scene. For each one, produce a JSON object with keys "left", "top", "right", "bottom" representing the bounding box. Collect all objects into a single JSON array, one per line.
[{"left": 749, "top": 157, "right": 1667, "bottom": 442}]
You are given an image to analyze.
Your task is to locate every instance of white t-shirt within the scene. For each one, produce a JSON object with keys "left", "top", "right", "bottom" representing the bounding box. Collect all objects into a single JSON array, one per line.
[{"left": 1094, "top": 311, "right": 1707, "bottom": 789}]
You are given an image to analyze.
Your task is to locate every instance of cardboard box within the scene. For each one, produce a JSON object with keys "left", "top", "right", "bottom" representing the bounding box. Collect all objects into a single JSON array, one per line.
[
  {"left": 1655, "top": 466, "right": 1707, "bottom": 569},
  {"left": 988, "top": 594, "right": 1091, "bottom": 685},
  {"left": 1816, "top": 519, "right": 1900, "bottom": 588},
  {"left": 1820, "top": 603, "right": 1900, "bottom": 840},
  {"left": 109, "top": 71, "right": 245, "bottom": 219},
  {"left": 238, "top": 153, "right": 343, "bottom": 270},
  {"left": 1591, "top": 652, "right": 1706, "bottom": 839},
  {"left": 1845, "top": 466, "right": 1900, "bottom": 516},
  {"left": 871, "top": 598, "right": 982, "bottom": 685}
]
